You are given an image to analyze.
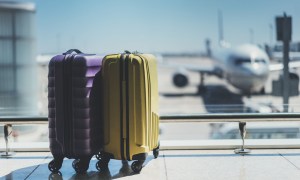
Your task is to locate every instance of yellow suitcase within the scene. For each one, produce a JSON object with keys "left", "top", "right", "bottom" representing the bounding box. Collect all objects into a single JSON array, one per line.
[{"left": 96, "top": 51, "right": 159, "bottom": 173}]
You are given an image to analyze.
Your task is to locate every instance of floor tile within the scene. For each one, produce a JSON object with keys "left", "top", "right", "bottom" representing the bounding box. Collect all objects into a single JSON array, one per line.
[
  {"left": 2, "top": 150, "right": 300, "bottom": 180},
  {"left": 0, "top": 152, "right": 50, "bottom": 180},
  {"left": 163, "top": 150, "right": 300, "bottom": 180},
  {"left": 276, "top": 149, "right": 300, "bottom": 170}
]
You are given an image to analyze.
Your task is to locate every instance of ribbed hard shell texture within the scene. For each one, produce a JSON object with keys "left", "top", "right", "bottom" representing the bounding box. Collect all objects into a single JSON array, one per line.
[
  {"left": 48, "top": 54, "right": 102, "bottom": 158},
  {"left": 101, "top": 54, "right": 159, "bottom": 160}
]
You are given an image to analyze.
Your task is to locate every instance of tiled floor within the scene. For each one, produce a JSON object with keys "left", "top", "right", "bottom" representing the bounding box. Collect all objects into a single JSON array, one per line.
[{"left": 1, "top": 149, "right": 300, "bottom": 180}]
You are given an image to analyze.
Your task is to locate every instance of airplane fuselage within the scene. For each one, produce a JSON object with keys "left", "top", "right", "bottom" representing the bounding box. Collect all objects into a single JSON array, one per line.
[
  {"left": 212, "top": 44, "right": 270, "bottom": 94},
  {"left": 171, "top": 44, "right": 271, "bottom": 95}
]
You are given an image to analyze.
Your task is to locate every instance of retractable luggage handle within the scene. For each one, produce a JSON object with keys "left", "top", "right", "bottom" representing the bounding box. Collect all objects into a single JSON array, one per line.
[{"left": 63, "top": 49, "right": 82, "bottom": 55}]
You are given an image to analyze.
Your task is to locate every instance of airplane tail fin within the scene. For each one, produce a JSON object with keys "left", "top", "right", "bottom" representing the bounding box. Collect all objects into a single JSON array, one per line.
[{"left": 218, "top": 10, "right": 230, "bottom": 48}]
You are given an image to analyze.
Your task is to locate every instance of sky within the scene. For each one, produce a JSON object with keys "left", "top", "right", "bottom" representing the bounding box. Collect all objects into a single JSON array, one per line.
[{"left": 22, "top": 0, "right": 300, "bottom": 54}]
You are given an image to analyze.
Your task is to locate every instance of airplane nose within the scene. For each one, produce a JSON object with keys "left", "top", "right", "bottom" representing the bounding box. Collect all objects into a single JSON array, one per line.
[
  {"left": 245, "top": 64, "right": 269, "bottom": 78},
  {"left": 252, "top": 70, "right": 268, "bottom": 78},
  {"left": 248, "top": 67, "right": 269, "bottom": 89},
  {"left": 229, "top": 64, "right": 269, "bottom": 92}
]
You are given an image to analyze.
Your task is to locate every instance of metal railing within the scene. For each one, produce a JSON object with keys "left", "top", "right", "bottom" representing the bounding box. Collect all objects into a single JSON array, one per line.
[
  {"left": 0, "top": 116, "right": 47, "bottom": 124},
  {"left": 160, "top": 113, "right": 300, "bottom": 122},
  {"left": 1, "top": 113, "right": 300, "bottom": 155},
  {"left": 1, "top": 113, "right": 300, "bottom": 124}
]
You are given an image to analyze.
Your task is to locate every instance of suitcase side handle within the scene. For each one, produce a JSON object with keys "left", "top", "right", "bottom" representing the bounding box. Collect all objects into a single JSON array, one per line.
[{"left": 63, "top": 49, "right": 82, "bottom": 55}]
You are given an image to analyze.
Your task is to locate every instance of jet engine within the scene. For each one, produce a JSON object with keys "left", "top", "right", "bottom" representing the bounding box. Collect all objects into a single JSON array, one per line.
[{"left": 172, "top": 70, "right": 189, "bottom": 88}]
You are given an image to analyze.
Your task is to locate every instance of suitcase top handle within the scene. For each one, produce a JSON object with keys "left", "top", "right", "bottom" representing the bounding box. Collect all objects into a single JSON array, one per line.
[
  {"left": 124, "top": 50, "right": 140, "bottom": 55},
  {"left": 124, "top": 50, "right": 131, "bottom": 54},
  {"left": 63, "top": 49, "right": 82, "bottom": 55}
]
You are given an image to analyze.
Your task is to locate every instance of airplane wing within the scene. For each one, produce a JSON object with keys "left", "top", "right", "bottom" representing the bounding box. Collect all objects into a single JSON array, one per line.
[
  {"left": 159, "top": 61, "right": 218, "bottom": 75},
  {"left": 269, "top": 61, "right": 300, "bottom": 71}
]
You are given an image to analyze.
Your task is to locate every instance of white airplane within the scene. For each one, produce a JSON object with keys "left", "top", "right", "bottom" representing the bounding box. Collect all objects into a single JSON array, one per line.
[
  {"left": 165, "top": 11, "right": 300, "bottom": 96},
  {"left": 168, "top": 43, "right": 300, "bottom": 95}
]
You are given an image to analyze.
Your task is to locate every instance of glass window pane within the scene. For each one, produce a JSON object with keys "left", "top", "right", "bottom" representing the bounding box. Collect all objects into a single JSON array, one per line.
[
  {"left": 0, "top": 40, "right": 13, "bottom": 65},
  {"left": 0, "top": 11, "right": 12, "bottom": 36}
]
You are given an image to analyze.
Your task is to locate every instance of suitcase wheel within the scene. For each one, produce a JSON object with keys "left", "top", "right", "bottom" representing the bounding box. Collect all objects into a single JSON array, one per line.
[
  {"left": 95, "top": 152, "right": 101, "bottom": 160},
  {"left": 153, "top": 148, "right": 159, "bottom": 159},
  {"left": 48, "top": 171, "right": 62, "bottom": 179},
  {"left": 96, "top": 152, "right": 110, "bottom": 162},
  {"left": 72, "top": 159, "right": 79, "bottom": 169},
  {"left": 96, "top": 160, "right": 109, "bottom": 172},
  {"left": 131, "top": 161, "right": 143, "bottom": 173},
  {"left": 72, "top": 159, "right": 89, "bottom": 174},
  {"left": 153, "top": 142, "right": 160, "bottom": 159},
  {"left": 96, "top": 152, "right": 110, "bottom": 171},
  {"left": 48, "top": 159, "right": 63, "bottom": 173}
]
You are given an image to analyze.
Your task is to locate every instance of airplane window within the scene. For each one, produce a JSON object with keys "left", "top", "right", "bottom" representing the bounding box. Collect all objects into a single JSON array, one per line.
[
  {"left": 254, "top": 59, "right": 266, "bottom": 64},
  {"left": 234, "top": 58, "right": 251, "bottom": 65}
]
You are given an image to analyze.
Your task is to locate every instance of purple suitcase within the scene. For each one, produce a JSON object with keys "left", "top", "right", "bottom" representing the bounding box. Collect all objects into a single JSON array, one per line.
[{"left": 48, "top": 49, "right": 102, "bottom": 173}]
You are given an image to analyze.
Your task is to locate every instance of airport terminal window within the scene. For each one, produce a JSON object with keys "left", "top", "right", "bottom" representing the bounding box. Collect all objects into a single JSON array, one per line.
[{"left": 1, "top": 1, "right": 300, "bottom": 146}]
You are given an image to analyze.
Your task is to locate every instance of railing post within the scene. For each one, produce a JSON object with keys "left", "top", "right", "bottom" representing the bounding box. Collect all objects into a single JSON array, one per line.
[
  {"left": 234, "top": 122, "right": 251, "bottom": 154},
  {"left": 1, "top": 124, "right": 16, "bottom": 157}
]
